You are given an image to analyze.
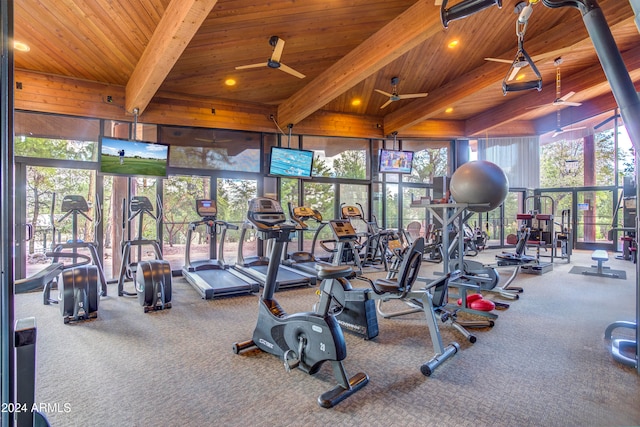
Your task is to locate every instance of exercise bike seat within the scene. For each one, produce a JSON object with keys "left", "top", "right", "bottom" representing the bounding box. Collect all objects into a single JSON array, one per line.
[
  {"left": 371, "top": 278, "right": 403, "bottom": 294},
  {"left": 316, "top": 264, "right": 353, "bottom": 280},
  {"left": 371, "top": 237, "right": 424, "bottom": 296}
]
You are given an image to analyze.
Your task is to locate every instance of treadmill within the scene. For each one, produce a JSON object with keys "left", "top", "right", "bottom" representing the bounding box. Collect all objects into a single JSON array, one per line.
[
  {"left": 283, "top": 203, "right": 329, "bottom": 276},
  {"left": 234, "top": 202, "right": 317, "bottom": 291},
  {"left": 182, "top": 199, "right": 259, "bottom": 299}
]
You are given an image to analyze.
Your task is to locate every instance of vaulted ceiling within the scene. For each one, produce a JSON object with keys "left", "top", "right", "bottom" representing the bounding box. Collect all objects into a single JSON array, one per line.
[{"left": 13, "top": 0, "right": 640, "bottom": 139}]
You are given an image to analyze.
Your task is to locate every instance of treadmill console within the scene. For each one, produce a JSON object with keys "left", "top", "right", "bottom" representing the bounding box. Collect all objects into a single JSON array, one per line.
[
  {"left": 196, "top": 199, "right": 218, "bottom": 218},
  {"left": 247, "top": 197, "right": 287, "bottom": 229},
  {"left": 329, "top": 220, "right": 358, "bottom": 241}
]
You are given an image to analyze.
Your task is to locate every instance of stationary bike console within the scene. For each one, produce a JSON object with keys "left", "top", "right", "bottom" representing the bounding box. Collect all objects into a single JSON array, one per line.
[{"left": 195, "top": 199, "right": 217, "bottom": 218}]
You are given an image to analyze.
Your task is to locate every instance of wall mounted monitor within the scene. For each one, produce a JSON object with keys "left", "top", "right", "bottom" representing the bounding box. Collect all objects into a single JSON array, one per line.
[
  {"left": 378, "top": 149, "right": 414, "bottom": 174},
  {"left": 268, "top": 146, "right": 314, "bottom": 179},
  {"left": 100, "top": 136, "right": 169, "bottom": 178}
]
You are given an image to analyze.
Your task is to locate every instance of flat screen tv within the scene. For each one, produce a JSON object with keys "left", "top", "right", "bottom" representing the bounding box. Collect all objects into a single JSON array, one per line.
[
  {"left": 268, "top": 147, "right": 314, "bottom": 179},
  {"left": 378, "top": 149, "right": 414, "bottom": 174},
  {"left": 100, "top": 136, "right": 169, "bottom": 178}
]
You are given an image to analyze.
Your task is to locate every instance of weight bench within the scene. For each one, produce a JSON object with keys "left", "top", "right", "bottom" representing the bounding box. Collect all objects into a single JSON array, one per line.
[{"left": 582, "top": 250, "right": 619, "bottom": 278}]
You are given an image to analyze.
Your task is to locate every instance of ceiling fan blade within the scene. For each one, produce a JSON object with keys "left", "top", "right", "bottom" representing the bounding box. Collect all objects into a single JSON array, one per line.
[
  {"left": 434, "top": 0, "right": 443, "bottom": 5},
  {"left": 553, "top": 125, "right": 586, "bottom": 137},
  {"left": 271, "top": 38, "right": 285, "bottom": 62},
  {"left": 235, "top": 62, "right": 269, "bottom": 70},
  {"left": 552, "top": 99, "right": 582, "bottom": 107},
  {"left": 508, "top": 66, "right": 522, "bottom": 82},
  {"left": 397, "top": 93, "right": 428, "bottom": 100},
  {"left": 484, "top": 57, "right": 513, "bottom": 64},
  {"left": 379, "top": 99, "right": 393, "bottom": 109},
  {"left": 530, "top": 46, "right": 576, "bottom": 63},
  {"left": 559, "top": 91, "right": 576, "bottom": 101},
  {"left": 374, "top": 89, "right": 393, "bottom": 97},
  {"left": 278, "top": 63, "right": 306, "bottom": 79}
]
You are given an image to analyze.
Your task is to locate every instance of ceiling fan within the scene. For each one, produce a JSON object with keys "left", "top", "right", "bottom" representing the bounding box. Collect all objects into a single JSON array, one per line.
[
  {"left": 527, "top": 57, "right": 582, "bottom": 113},
  {"left": 374, "top": 77, "right": 428, "bottom": 109},
  {"left": 549, "top": 59, "right": 581, "bottom": 107},
  {"left": 235, "top": 36, "right": 305, "bottom": 79}
]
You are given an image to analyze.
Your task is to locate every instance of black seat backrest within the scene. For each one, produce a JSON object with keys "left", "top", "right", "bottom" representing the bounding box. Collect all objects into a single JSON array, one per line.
[
  {"left": 396, "top": 237, "right": 425, "bottom": 296},
  {"left": 514, "top": 227, "right": 531, "bottom": 256}
]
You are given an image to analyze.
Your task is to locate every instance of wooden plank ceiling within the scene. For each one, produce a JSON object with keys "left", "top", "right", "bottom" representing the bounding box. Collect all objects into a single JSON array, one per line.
[{"left": 13, "top": 0, "right": 640, "bottom": 139}]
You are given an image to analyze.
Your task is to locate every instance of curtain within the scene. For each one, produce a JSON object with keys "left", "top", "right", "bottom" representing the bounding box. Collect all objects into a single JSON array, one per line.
[{"left": 477, "top": 136, "right": 539, "bottom": 189}]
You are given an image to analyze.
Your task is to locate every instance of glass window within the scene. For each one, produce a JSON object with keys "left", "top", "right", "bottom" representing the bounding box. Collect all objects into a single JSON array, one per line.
[
  {"left": 217, "top": 178, "right": 258, "bottom": 264},
  {"left": 280, "top": 178, "right": 299, "bottom": 209},
  {"left": 371, "top": 183, "right": 383, "bottom": 227},
  {"left": 540, "top": 137, "right": 584, "bottom": 188},
  {"left": 594, "top": 129, "right": 616, "bottom": 186},
  {"left": 303, "top": 182, "right": 336, "bottom": 259},
  {"left": 617, "top": 125, "right": 634, "bottom": 183},
  {"left": 161, "top": 127, "right": 261, "bottom": 172},
  {"left": 304, "top": 136, "right": 370, "bottom": 180},
  {"left": 15, "top": 112, "right": 99, "bottom": 161},
  {"left": 401, "top": 140, "right": 449, "bottom": 183},
  {"left": 385, "top": 184, "right": 399, "bottom": 230},
  {"left": 25, "top": 166, "right": 96, "bottom": 277},
  {"left": 162, "top": 175, "right": 211, "bottom": 271},
  {"left": 539, "top": 127, "right": 622, "bottom": 190},
  {"left": 403, "top": 187, "right": 426, "bottom": 230}
]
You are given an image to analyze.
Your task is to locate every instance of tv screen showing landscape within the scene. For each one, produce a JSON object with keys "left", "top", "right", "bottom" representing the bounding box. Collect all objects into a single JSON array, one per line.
[
  {"left": 268, "top": 147, "right": 314, "bottom": 179},
  {"left": 378, "top": 149, "right": 414, "bottom": 174},
  {"left": 100, "top": 137, "right": 169, "bottom": 178}
]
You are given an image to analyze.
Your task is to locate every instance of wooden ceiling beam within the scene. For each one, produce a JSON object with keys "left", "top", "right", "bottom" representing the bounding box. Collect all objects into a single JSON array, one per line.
[
  {"left": 383, "top": 9, "right": 635, "bottom": 136},
  {"left": 276, "top": 0, "right": 445, "bottom": 128},
  {"left": 125, "top": 0, "right": 219, "bottom": 115}
]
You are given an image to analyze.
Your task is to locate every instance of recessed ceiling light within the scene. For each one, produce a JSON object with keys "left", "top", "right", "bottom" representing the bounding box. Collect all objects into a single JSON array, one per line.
[
  {"left": 13, "top": 41, "right": 30, "bottom": 52},
  {"left": 447, "top": 39, "right": 459, "bottom": 49},
  {"left": 351, "top": 99, "right": 361, "bottom": 106},
  {"left": 225, "top": 78, "right": 236, "bottom": 86},
  {"left": 445, "top": 107, "right": 454, "bottom": 113}
]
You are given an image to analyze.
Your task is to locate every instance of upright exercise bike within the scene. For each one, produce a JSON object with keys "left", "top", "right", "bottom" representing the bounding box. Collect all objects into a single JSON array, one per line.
[{"left": 233, "top": 197, "right": 368, "bottom": 408}]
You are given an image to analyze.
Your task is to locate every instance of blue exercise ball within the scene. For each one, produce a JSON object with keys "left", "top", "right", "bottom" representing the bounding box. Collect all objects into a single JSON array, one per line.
[{"left": 449, "top": 160, "right": 509, "bottom": 212}]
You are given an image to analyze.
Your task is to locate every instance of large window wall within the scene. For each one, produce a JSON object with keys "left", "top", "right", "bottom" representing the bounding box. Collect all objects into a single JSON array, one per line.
[{"left": 14, "top": 109, "right": 635, "bottom": 280}]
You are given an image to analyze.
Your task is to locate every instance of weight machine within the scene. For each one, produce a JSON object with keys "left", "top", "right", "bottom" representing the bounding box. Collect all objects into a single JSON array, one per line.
[{"left": 515, "top": 195, "right": 555, "bottom": 274}]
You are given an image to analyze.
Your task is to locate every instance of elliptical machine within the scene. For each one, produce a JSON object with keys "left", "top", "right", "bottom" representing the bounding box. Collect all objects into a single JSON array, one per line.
[
  {"left": 117, "top": 196, "right": 172, "bottom": 313},
  {"left": 43, "top": 194, "right": 104, "bottom": 323},
  {"left": 233, "top": 197, "right": 368, "bottom": 408}
]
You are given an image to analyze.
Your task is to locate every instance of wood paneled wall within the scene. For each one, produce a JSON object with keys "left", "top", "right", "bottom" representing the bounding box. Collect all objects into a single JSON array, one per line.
[{"left": 15, "top": 69, "right": 526, "bottom": 139}]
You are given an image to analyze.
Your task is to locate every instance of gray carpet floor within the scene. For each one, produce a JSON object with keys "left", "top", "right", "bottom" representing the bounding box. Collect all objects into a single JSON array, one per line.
[{"left": 14, "top": 249, "right": 640, "bottom": 427}]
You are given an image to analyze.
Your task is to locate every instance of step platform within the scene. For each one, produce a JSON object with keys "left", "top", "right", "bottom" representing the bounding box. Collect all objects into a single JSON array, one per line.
[{"left": 520, "top": 262, "right": 553, "bottom": 275}]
